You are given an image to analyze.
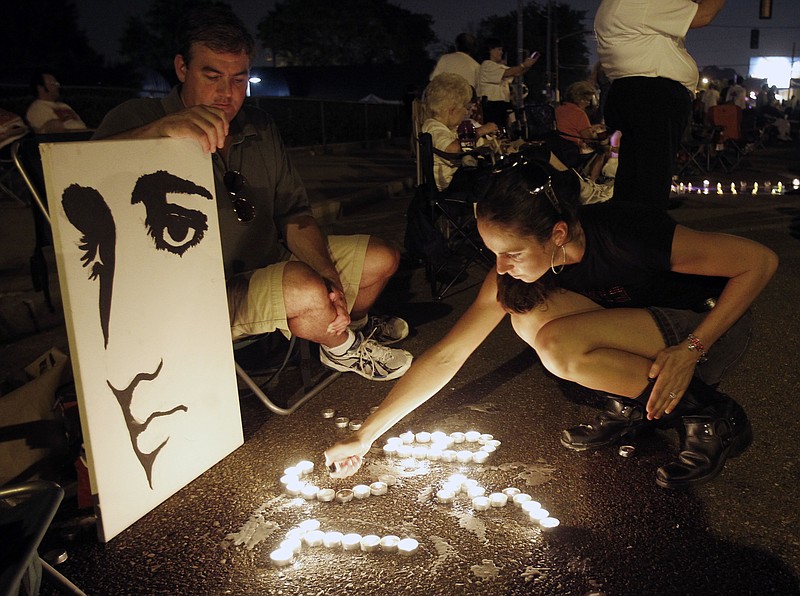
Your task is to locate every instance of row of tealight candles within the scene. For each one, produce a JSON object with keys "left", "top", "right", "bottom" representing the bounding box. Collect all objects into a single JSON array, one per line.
[
  {"left": 383, "top": 430, "right": 501, "bottom": 464},
  {"left": 270, "top": 518, "right": 419, "bottom": 567},
  {"left": 435, "top": 473, "right": 560, "bottom": 531},
  {"left": 673, "top": 178, "right": 798, "bottom": 196},
  {"left": 280, "top": 459, "right": 397, "bottom": 504}
]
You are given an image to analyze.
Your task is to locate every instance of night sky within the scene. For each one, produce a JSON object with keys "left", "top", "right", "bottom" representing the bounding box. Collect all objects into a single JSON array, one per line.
[{"left": 74, "top": 0, "right": 798, "bottom": 76}]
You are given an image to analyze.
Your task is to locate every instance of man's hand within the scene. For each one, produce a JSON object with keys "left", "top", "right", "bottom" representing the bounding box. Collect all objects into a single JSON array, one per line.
[
  {"left": 324, "top": 278, "right": 350, "bottom": 335},
  {"left": 153, "top": 105, "right": 229, "bottom": 153}
]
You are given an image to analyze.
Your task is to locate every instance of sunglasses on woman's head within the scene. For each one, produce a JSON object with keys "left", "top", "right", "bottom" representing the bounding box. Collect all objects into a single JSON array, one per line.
[{"left": 223, "top": 170, "right": 256, "bottom": 223}]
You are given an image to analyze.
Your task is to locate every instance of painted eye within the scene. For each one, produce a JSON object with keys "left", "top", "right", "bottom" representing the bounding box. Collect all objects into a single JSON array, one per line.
[{"left": 146, "top": 205, "right": 207, "bottom": 256}]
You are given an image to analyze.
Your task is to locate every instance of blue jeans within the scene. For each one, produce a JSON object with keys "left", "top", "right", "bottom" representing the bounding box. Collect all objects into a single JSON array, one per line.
[{"left": 646, "top": 307, "right": 752, "bottom": 387}]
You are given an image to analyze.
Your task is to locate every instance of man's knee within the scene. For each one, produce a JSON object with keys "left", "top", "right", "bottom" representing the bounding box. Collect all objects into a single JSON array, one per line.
[
  {"left": 283, "top": 261, "right": 330, "bottom": 310},
  {"left": 364, "top": 236, "right": 400, "bottom": 279}
]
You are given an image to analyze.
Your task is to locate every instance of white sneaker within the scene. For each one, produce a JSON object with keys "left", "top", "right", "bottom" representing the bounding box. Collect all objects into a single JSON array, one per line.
[
  {"left": 320, "top": 332, "right": 412, "bottom": 381},
  {"left": 579, "top": 176, "right": 614, "bottom": 205},
  {"left": 359, "top": 315, "right": 409, "bottom": 345}
]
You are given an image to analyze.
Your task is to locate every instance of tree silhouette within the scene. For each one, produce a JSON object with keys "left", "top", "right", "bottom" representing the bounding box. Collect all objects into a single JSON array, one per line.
[
  {"left": 0, "top": 0, "right": 104, "bottom": 84},
  {"left": 257, "top": 0, "right": 436, "bottom": 66}
]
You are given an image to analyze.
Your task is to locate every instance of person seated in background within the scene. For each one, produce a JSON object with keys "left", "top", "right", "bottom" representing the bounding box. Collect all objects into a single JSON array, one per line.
[
  {"left": 429, "top": 33, "right": 481, "bottom": 91},
  {"left": 554, "top": 81, "right": 610, "bottom": 182},
  {"left": 26, "top": 69, "right": 89, "bottom": 134},
  {"left": 92, "top": 5, "right": 413, "bottom": 382},
  {"left": 421, "top": 73, "right": 499, "bottom": 193}
]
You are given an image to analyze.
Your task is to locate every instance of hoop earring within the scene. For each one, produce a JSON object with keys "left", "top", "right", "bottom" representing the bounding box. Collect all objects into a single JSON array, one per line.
[{"left": 550, "top": 243, "right": 567, "bottom": 275}]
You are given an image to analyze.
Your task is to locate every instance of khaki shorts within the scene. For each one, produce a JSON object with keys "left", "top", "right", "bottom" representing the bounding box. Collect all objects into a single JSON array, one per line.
[{"left": 229, "top": 234, "right": 370, "bottom": 339}]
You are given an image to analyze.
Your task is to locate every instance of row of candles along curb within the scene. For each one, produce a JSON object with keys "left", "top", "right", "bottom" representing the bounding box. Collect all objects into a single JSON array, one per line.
[
  {"left": 272, "top": 430, "right": 560, "bottom": 567},
  {"left": 672, "top": 179, "right": 799, "bottom": 196}
]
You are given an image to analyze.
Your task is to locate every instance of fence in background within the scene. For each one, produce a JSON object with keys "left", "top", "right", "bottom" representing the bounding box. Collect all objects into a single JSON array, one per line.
[{"left": 0, "top": 85, "right": 408, "bottom": 148}]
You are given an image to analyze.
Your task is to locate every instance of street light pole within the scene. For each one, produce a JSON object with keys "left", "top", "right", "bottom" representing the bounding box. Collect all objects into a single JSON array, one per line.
[{"left": 555, "top": 29, "right": 594, "bottom": 103}]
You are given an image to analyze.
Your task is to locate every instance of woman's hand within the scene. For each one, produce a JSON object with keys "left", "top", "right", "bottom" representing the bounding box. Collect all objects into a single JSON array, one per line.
[
  {"left": 324, "top": 434, "right": 373, "bottom": 478},
  {"left": 477, "top": 122, "right": 499, "bottom": 137},
  {"left": 646, "top": 341, "right": 700, "bottom": 419}
]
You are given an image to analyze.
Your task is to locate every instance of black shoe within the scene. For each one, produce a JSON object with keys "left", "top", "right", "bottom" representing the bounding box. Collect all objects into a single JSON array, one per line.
[
  {"left": 656, "top": 395, "right": 752, "bottom": 489},
  {"left": 561, "top": 397, "right": 652, "bottom": 451}
]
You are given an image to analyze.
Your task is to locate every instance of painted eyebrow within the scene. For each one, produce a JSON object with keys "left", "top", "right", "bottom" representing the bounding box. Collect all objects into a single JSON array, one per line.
[{"left": 131, "top": 171, "right": 213, "bottom": 204}]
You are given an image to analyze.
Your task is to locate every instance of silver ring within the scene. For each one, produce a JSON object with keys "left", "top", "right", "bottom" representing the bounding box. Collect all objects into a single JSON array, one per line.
[{"left": 668, "top": 391, "right": 678, "bottom": 400}]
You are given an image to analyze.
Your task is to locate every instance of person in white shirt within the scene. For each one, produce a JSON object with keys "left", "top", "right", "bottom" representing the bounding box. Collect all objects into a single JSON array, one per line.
[
  {"left": 26, "top": 70, "right": 88, "bottom": 134},
  {"left": 725, "top": 76, "right": 747, "bottom": 110},
  {"left": 477, "top": 38, "right": 538, "bottom": 128},
  {"left": 430, "top": 33, "right": 480, "bottom": 91},
  {"left": 595, "top": 0, "right": 725, "bottom": 209}
]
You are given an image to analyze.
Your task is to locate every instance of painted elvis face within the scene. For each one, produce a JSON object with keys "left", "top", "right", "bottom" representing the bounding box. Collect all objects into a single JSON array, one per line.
[{"left": 61, "top": 171, "right": 213, "bottom": 487}]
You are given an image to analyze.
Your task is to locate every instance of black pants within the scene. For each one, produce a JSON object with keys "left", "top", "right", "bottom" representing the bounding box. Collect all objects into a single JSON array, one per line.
[{"left": 604, "top": 77, "right": 692, "bottom": 210}]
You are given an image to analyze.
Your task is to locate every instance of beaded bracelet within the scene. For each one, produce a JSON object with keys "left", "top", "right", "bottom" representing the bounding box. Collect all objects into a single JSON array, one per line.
[{"left": 686, "top": 333, "right": 708, "bottom": 363}]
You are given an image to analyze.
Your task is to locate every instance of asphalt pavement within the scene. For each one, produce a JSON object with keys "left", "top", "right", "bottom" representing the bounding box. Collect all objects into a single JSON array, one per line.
[{"left": 1, "top": 136, "right": 799, "bottom": 595}]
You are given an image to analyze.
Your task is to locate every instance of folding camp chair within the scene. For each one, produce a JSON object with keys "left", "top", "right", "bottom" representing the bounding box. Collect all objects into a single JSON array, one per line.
[
  {"left": 0, "top": 480, "right": 86, "bottom": 596},
  {"left": 12, "top": 132, "right": 94, "bottom": 312},
  {"left": 708, "top": 104, "right": 747, "bottom": 172},
  {"left": 14, "top": 133, "right": 338, "bottom": 416},
  {"left": 676, "top": 122, "right": 717, "bottom": 176},
  {"left": 411, "top": 132, "right": 494, "bottom": 300}
]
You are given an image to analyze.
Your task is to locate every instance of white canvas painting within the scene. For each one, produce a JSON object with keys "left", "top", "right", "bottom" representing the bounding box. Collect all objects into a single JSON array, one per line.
[{"left": 42, "top": 138, "right": 243, "bottom": 542}]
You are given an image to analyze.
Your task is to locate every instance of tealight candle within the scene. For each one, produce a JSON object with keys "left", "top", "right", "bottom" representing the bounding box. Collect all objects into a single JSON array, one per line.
[
  {"left": 269, "top": 547, "right": 294, "bottom": 567},
  {"left": 456, "top": 450, "right": 473, "bottom": 463},
  {"left": 300, "top": 484, "right": 319, "bottom": 500},
  {"left": 472, "top": 496, "right": 490, "bottom": 511},
  {"left": 450, "top": 432, "right": 466, "bottom": 444},
  {"left": 400, "top": 431, "right": 415, "bottom": 444},
  {"left": 436, "top": 489, "right": 455, "bottom": 504},
  {"left": 321, "top": 407, "right": 336, "bottom": 418},
  {"left": 488, "top": 492, "right": 508, "bottom": 507},
  {"left": 334, "top": 416, "right": 350, "bottom": 428},
  {"left": 370, "top": 405, "right": 380, "bottom": 414},
  {"left": 539, "top": 517, "right": 560, "bottom": 531},
  {"left": 466, "top": 485, "right": 486, "bottom": 498},
  {"left": 280, "top": 538, "right": 302, "bottom": 553},
  {"left": 386, "top": 437, "right": 403, "bottom": 447},
  {"left": 396, "top": 445, "right": 413, "bottom": 457},
  {"left": 513, "top": 493, "right": 532, "bottom": 507},
  {"left": 472, "top": 451, "right": 489, "bottom": 464},
  {"left": 380, "top": 535, "right": 400, "bottom": 552},
  {"left": 528, "top": 508, "right": 550, "bottom": 522},
  {"left": 397, "top": 538, "right": 419, "bottom": 556},
  {"left": 411, "top": 446, "right": 428, "bottom": 459},
  {"left": 486, "top": 439, "right": 501, "bottom": 448},
  {"left": 323, "top": 531, "right": 343, "bottom": 548},
  {"left": 441, "top": 450, "right": 457, "bottom": 462},
  {"left": 415, "top": 431, "right": 431, "bottom": 443},
  {"left": 521, "top": 500, "right": 542, "bottom": 514},
  {"left": 360, "top": 534, "right": 381, "bottom": 552},
  {"left": 348, "top": 419, "right": 363, "bottom": 431},
  {"left": 285, "top": 481, "right": 306, "bottom": 496},
  {"left": 465, "top": 431, "right": 481, "bottom": 443},
  {"left": 480, "top": 444, "right": 496, "bottom": 453},
  {"left": 378, "top": 474, "right": 397, "bottom": 486},
  {"left": 341, "top": 533, "right": 362, "bottom": 551},
  {"left": 317, "top": 488, "right": 336, "bottom": 502},
  {"left": 280, "top": 474, "right": 298, "bottom": 486},
  {"left": 352, "top": 484, "right": 371, "bottom": 499},
  {"left": 335, "top": 489, "right": 354, "bottom": 503},
  {"left": 295, "top": 460, "right": 314, "bottom": 475},
  {"left": 430, "top": 431, "right": 448, "bottom": 443},
  {"left": 441, "top": 481, "right": 461, "bottom": 494},
  {"left": 703, "top": 179, "right": 709, "bottom": 189},
  {"left": 369, "top": 481, "right": 388, "bottom": 496},
  {"left": 502, "top": 487, "right": 521, "bottom": 497},
  {"left": 479, "top": 433, "right": 494, "bottom": 443},
  {"left": 285, "top": 527, "right": 305, "bottom": 541},
  {"left": 303, "top": 530, "right": 325, "bottom": 547},
  {"left": 460, "top": 478, "right": 478, "bottom": 491},
  {"left": 284, "top": 466, "right": 300, "bottom": 476},
  {"left": 383, "top": 443, "right": 398, "bottom": 456},
  {"left": 427, "top": 448, "right": 443, "bottom": 461}
]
